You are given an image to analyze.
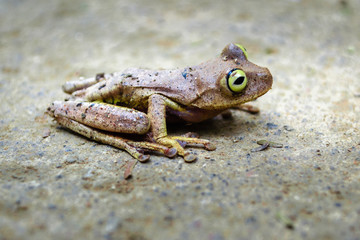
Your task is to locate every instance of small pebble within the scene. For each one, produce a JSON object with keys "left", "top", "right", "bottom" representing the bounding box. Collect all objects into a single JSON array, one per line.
[
  {"left": 42, "top": 128, "right": 51, "bottom": 138},
  {"left": 55, "top": 174, "right": 63, "bottom": 180},
  {"left": 257, "top": 140, "right": 283, "bottom": 148},
  {"left": 284, "top": 125, "right": 294, "bottom": 131},
  {"left": 64, "top": 157, "right": 77, "bottom": 164},
  {"left": 251, "top": 142, "right": 270, "bottom": 152},
  {"left": 266, "top": 122, "right": 278, "bottom": 129},
  {"left": 124, "top": 160, "right": 137, "bottom": 179},
  {"left": 232, "top": 136, "right": 244, "bottom": 143},
  {"left": 48, "top": 204, "right": 57, "bottom": 210}
]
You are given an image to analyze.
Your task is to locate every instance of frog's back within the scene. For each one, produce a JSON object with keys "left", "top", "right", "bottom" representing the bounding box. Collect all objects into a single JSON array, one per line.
[{"left": 112, "top": 68, "right": 199, "bottom": 106}]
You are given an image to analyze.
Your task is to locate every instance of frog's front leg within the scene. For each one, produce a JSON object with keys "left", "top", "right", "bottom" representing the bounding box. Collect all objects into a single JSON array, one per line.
[
  {"left": 148, "top": 94, "right": 216, "bottom": 162},
  {"left": 48, "top": 101, "right": 177, "bottom": 161}
]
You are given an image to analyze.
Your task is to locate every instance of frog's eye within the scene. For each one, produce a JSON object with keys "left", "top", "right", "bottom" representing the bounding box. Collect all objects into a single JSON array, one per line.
[
  {"left": 227, "top": 69, "right": 248, "bottom": 93},
  {"left": 235, "top": 44, "right": 248, "bottom": 59}
]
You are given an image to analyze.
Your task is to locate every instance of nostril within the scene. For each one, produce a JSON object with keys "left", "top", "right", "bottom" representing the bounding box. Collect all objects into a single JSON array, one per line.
[
  {"left": 257, "top": 68, "right": 271, "bottom": 78},
  {"left": 257, "top": 72, "right": 267, "bottom": 77}
]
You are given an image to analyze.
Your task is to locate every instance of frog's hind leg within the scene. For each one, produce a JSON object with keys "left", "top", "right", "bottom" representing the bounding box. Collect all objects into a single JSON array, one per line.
[
  {"left": 62, "top": 73, "right": 107, "bottom": 94},
  {"left": 48, "top": 100, "right": 177, "bottom": 161},
  {"left": 54, "top": 116, "right": 150, "bottom": 162},
  {"left": 54, "top": 116, "right": 177, "bottom": 162},
  {"left": 68, "top": 73, "right": 125, "bottom": 102}
]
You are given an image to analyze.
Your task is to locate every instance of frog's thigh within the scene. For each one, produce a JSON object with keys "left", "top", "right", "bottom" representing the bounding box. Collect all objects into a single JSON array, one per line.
[{"left": 50, "top": 101, "right": 150, "bottom": 134}]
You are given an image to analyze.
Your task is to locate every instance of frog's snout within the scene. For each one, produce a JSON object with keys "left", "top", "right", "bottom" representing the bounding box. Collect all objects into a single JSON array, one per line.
[
  {"left": 257, "top": 67, "right": 273, "bottom": 89},
  {"left": 256, "top": 67, "right": 271, "bottom": 78}
]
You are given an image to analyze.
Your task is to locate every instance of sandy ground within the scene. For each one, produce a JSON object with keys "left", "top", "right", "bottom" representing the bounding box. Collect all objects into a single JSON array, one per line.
[{"left": 0, "top": 0, "right": 359, "bottom": 239}]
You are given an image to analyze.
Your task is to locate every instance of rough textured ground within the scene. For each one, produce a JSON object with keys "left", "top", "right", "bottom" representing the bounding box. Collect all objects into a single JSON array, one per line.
[{"left": 0, "top": 0, "right": 359, "bottom": 239}]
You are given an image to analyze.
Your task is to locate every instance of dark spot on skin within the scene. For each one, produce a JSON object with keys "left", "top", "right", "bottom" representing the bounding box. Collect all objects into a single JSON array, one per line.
[
  {"left": 95, "top": 73, "right": 105, "bottom": 81},
  {"left": 81, "top": 113, "right": 86, "bottom": 120},
  {"left": 122, "top": 73, "right": 132, "bottom": 78},
  {"left": 98, "top": 84, "right": 106, "bottom": 90},
  {"left": 76, "top": 103, "right": 82, "bottom": 107},
  {"left": 89, "top": 103, "right": 95, "bottom": 108}
]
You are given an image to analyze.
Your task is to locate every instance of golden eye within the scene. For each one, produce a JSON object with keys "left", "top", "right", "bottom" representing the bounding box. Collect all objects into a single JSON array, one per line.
[{"left": 227, "top": 69, "right": 248, "bottom": 93}]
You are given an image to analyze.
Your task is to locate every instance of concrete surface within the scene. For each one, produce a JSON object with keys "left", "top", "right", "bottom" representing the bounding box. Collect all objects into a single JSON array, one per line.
[{"left": 0, "top": 0, "right": 359, "bottom": 239}]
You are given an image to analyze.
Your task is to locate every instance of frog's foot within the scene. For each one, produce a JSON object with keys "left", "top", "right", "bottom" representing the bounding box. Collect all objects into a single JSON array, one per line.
[
  {"left": 172, "top": 135, "right": 216, "bottom": 151},
  {"left": 156, "top": 135, "right": 216, "bottom": 163},
  {"left": 234, "top": 104, "right": 260, "bottom": 114},
  {"left": 62, "top": 73, "right": 107, "bottom": 94},
  {"left": 53, "top": 116, "right": 177, "bottom": 162},
  {"left": 127, "top": 141, "right": 177, "bottom": 159}
]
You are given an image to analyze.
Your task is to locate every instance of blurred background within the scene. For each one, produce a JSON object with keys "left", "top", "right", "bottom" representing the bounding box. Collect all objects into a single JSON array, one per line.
[{"left": 1, "top": 0, "right": 359, "bottom": 239}]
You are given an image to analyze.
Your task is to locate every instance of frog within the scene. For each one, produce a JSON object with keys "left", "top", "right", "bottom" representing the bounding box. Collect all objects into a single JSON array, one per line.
[{"left": 47, "top": 43, "right": 273, "bottom": 163}]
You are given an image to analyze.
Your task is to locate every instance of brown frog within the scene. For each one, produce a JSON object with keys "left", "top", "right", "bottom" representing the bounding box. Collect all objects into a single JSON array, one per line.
[{"left": 48, "top": 43, "right": 272, "bottom": 162}]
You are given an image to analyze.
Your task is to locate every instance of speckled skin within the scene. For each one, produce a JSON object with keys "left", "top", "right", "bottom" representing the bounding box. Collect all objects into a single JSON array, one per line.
[{"left": 48, "top": 43, "right": 273, "bottom": 162}]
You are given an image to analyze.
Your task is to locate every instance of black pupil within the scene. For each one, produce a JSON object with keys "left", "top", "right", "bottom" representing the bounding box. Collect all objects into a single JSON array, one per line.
[{"left": 234, "top": 76, "right": 244, "bottom": 85}]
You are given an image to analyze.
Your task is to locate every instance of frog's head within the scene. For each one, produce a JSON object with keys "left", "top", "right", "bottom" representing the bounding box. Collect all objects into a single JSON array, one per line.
[{"left": 192, "top": 43, "right": 273, "bottom": 110}]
